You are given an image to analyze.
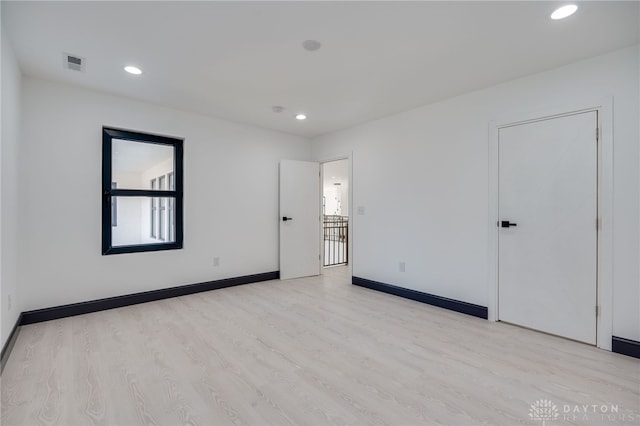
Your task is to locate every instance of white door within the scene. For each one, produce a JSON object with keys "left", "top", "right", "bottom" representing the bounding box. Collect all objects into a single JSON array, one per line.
[
  {"left": 279, "top": 160, "right": 320, "bottom": 280},
  {"left": 498, "top": 111, "right": 597, "bottom": 344}
]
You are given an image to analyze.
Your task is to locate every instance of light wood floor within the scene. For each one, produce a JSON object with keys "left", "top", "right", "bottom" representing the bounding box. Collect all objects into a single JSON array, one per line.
[{"left": 2, "top": 267, "right": 639, "bottom": 425}]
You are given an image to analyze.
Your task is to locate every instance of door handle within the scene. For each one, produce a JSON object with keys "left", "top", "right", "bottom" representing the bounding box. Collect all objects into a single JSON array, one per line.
[
  {"left": 500, "top": 220, "right": 517, "bottom": 228},
  {"left": 282, "top": 217, "right": 293, "bottom": 221}
]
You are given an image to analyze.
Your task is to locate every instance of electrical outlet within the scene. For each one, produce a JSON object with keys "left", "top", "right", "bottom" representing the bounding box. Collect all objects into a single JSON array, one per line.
[
  {"left": 8, "top": 294, "right": 12, "bottom": 311},
  {"left": 399, "top": 262, "right": 406, "bottom": 273},
  {"left": 213, "top": 257, "right": 220, "bottom": 267},
  {"left": 357, "top": 206, "right": 365, "bottom": 215}
]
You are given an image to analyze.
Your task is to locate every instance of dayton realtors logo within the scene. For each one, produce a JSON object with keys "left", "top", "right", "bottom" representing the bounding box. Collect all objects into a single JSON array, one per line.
[
  {"left": 529, "top": 399, "right": 560, "bottom": 426},
  {"left": 528, "top": 399, "right": 637, "bottom": 424}
]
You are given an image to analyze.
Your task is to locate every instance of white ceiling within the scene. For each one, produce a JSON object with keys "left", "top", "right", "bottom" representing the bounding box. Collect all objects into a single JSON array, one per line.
[
  {"left": 323, "top": 159, "right": 349, "bottom": 190},
  {"left": 3, "top": 1, "right": 638, "bottom": 138}
]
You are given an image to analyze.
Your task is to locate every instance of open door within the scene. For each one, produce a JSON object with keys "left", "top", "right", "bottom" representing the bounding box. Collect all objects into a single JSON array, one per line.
[{"left": 279, "top": 160, "right": 320, "bottom": 280}]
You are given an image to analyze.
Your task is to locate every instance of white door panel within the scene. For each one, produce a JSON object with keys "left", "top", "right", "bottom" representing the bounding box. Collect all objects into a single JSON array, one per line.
[
  {"left": 498, "top": 112, "right": 597, "bottom": 344},
  {"left": 279, "top": 160, "right": 320, "bottom": 280}
]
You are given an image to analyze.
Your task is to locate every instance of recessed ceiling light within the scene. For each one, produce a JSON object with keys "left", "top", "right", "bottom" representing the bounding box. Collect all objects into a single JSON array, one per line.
[
  {"left": 295, "top": 114, "right": 307, "bottom": 120},
  {"left": 551, "top": 4, "right": 578, "bottom": 20},
  {"left": 124, "top": 65, "right": 142, "bottom": 75},
  {"left": 302, "top": 40, "right": 322, "bottom": 52}
]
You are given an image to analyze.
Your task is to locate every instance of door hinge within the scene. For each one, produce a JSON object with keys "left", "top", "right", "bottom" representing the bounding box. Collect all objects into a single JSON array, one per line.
[
  {"left": 596, "top": 217, "right": 600, "bottom": 230},
  {"left": 596, "top": 127, "right": 601, "bottom": 141},
  {"left": 595, "top": 305, "right": 599, "bottom": 317}
]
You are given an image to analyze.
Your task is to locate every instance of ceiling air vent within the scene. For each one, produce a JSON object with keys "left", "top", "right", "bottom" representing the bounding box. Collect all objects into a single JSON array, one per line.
[{"left": 63, "top": 53, "right": 86, "bottom": 72}]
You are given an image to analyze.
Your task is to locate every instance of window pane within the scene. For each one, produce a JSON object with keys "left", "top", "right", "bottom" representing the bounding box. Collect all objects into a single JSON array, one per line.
[
  {"left": 150, "top": 197, "right": 158, "bottom": 238},
  {"left": 159, "top": 196, "right": 166, "bottom": 241},
  {"left": 111, "top": 182, "right": 118, "bottom": 226},
  {"left": 112, "top": 197, "right": 176, "bottom": 247},
  {"left": 112, "top": 139, "right": 174, "bottom": 190},
  {"left": 169, "top": 194, "right": 175, "bottom": 241}
]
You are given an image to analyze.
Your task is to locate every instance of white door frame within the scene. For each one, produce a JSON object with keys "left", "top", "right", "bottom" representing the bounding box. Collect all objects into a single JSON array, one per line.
[
  {"left": 488, "top": 97, "right": 613, "bottom": 350},
  {"left": 318, "top": 152, "right": 354, "bottom": 277}
]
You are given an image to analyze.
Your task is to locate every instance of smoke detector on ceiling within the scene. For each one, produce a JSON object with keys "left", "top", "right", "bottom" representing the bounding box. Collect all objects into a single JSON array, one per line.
[
  {"left": 63, "top": 53, "right": 86, "bottom": 72},
  {"left": 302, "top": 40, "right": 322, "bottom": 52}
]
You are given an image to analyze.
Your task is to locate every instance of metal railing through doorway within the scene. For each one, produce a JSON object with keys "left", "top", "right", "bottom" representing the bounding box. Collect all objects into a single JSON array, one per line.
[{"left": 323, "top": 215, "right": 348, "bottom": 267}]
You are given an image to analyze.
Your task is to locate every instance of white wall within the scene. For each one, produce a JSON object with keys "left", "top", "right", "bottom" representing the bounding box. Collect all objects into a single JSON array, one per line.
[
  {"left": 19, "top": 77, "right": 311, "bottom": 311},
  {"left": 324, "top": 187, "right": 340, "bottom": 215},
  {"left": 1, "top": 28, "right": 23, "bottom": 347},
  {"left": 312, "top": 46, "right": 640, "bottom": 341}
]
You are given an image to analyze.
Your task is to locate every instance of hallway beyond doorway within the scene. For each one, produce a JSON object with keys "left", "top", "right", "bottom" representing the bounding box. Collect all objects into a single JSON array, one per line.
[{"left": 322, "top": 159, "right": 349, "bottom": 268}]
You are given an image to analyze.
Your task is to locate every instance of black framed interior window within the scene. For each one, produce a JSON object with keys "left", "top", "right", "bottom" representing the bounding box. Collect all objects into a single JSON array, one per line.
[{"left": 102, "top": 127, "right": 183, "bottom": 255}]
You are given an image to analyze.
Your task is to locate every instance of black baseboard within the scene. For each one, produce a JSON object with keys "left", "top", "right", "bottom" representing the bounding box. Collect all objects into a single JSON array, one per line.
[
  {"left": 1, "top": 312, "right": 23, "bottom": 374},
  {"left": 20, "top": 271, "right": 279, "bottom": 325},
  {"left": 612, "top": 336, "right": 640, "bottom": 359},
  {"left": 352, "top": 276, "right": 488, "bottom": 319}
]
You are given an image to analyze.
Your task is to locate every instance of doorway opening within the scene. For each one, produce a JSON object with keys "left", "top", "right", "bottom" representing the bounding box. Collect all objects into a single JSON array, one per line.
[{"left": 322, "top": 159, "right": 349, "bottom": 268}]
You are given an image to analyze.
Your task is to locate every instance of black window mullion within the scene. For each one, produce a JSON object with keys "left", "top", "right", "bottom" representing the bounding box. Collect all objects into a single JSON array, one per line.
[
  {"left": 175, "top": 192, "right": 184, "bottom": 248},
  {"left": 110, "top": 189, "right": 178, "bottom": 198},
  {"left": 102, "top": 131, "right": 114, "bottom": 254}
]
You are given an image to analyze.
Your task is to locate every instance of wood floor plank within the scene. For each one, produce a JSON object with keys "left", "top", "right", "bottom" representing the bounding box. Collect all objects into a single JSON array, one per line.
[{"left": 2, "top": 266, "right": 639, "bottom": 425}]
